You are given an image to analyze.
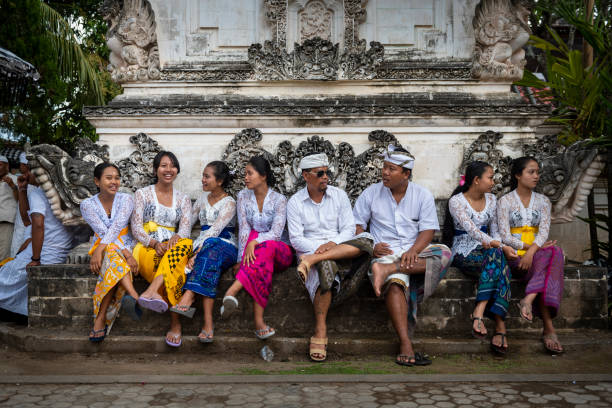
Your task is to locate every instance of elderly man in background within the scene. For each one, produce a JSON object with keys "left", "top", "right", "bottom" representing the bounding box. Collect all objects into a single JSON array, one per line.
[
  {"left": 287, "top": 153, "right": 373, "bottom": 362},
  {"left": 0, "top": 155, "right": 18, "bottom": 261}
]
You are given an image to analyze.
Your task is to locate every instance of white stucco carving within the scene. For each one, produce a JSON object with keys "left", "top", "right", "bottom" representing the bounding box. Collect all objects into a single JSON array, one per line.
[{"left": 471, "top": 0, "right": 531, "bottom": 81}]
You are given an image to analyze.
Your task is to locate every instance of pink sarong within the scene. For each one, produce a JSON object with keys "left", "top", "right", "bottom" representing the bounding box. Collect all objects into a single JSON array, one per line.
[
  {"left": 510, "top": 245, "right": 564, "bottom": 318},
  {"left": 236, "top": 230, "right": 293, "bottom": 308}
]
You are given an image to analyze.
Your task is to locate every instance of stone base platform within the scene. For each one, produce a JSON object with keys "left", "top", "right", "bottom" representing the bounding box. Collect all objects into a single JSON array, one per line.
[
  {"left": 2, "top": 323, "right": 612, "bottom": 357},
  {"left": 27, "top": 265, "right": 608, "bottom": 338}
]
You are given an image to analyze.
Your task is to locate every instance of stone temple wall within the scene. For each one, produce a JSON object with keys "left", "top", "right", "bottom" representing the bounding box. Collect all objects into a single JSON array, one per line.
[{"left": 79, "top": 0, "right": 606, "bottom": 258}]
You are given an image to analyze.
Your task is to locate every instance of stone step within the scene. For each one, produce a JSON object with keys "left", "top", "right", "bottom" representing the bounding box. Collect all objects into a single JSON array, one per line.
[
  {"left": 27, "top": 265, "right": 608, "bottom": 336},
  {"left": 2, "top": 323, "right": 611, "bottom": 356}
]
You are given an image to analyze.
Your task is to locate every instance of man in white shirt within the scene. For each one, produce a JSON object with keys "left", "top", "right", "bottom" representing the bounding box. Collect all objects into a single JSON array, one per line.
[
  {"left": 353, "top": 145, "right": 452, "bottom": 367},
  {"left": 0, "top": 165, "right": 72, "bottom": 318},
  {"left": 287, "top": 153, "right": 373, "bottom": 362},
  {"left": 0, "top": 155, "right": 18, "bottom": 260},
  {"left": 10, "top": 152, "right": 31, "bottom": 257}
]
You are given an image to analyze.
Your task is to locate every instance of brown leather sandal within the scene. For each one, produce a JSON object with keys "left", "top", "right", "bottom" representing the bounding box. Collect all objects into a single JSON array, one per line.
[
  {"left": 297, "top": 258, "right": 311, "bottom": 283},
  {"left": 309, "top": 337, "right": 328, "bottom": 362}
]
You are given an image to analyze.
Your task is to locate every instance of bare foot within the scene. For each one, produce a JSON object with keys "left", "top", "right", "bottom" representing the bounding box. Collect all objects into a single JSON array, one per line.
[
  {"left": 371, "top": 262, "right": 396, "bottom": 297},
  {"left": 176, "top": 290, "right": 194, "bottom": 307}
]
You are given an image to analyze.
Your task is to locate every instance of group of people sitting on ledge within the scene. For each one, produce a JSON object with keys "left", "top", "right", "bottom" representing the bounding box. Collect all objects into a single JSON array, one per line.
[{"left": 0, "top": 146, "right": 565, "bottom": 364}]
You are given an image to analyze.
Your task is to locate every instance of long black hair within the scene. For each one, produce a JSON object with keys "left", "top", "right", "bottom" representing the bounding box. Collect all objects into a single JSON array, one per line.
[
  {"left": 247, "top": 155, "right": 275, "bottom": 187},
  {"left": 93, "top": 162, "right": 120, "bottom": 180},
  {"left": 152, "top": 151, "right": 180, "bottom": 183},
  {"left": 206, "top": 160, "right": 232, "bottom": 189},
  {"left": 509, "top": 156, "right": 538, "bottom": 190},
  {"left": 441, "top": 161, "right": 493, "bottom": 247}
]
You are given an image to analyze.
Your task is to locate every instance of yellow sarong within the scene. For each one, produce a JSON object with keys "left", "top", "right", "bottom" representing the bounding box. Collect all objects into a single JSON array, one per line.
[
  {"left": 511, "top": 226, "right": 539, "bottom": 256},
  {"left": 90, "top": 226, "right": 131, "bottom": 328},
  {"left": 0, "top": 257, "right": 14, "bottom": 268},
  {"left": 133, "top": 222, "right": 192, "bottom": 306}
]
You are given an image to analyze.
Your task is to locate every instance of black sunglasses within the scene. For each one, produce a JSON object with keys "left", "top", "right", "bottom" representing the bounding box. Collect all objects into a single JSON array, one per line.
[{"left": 309, "top": 169, "right": 333, "bottom": 178}]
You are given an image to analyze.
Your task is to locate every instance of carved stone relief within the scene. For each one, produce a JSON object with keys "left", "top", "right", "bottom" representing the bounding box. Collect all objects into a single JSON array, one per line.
[
  {"left": 471, "top": 0, "right": 532, "bottom": 81},
  {"left": 343, "top": 0, "right": 368, "bottom": 48},
  {"left": 299, "top": 0, "right": 333, "bottom": 42},
  {"left": 248, "top": 37, "right": 383, "bottom": 80},
  {"left": 222, "top": 128, "right": 403, "bottom": 203},
  {"left": 100, "top": 0, "right": 160, "bottom": 83},
  {"left": 461, "top": 130, "right": 604, "bottom": 222},
  {"left": 264, "top": 0, "right": 288, "bottom": 48},
  {"left": 116, "top": 132, "right": 162, "bottom": 192}
]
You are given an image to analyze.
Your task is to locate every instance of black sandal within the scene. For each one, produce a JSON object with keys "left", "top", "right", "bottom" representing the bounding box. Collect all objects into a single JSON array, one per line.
[
  {"left": 413, "top": 352, "right": 432, "bottom": 366},
  {"left": 490, "top": 332, "right": 508, "bottom": 355},
  {"left": 470, "top": 315, "right": 487, "bottom": 339}
]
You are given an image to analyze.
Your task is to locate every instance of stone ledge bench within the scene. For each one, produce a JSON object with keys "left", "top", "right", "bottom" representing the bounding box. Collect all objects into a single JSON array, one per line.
[{"left": 27, "top": 265, "right": 608, "bottom": 337}]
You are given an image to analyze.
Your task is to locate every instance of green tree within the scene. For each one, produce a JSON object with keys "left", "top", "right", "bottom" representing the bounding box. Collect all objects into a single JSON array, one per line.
[
  {"left": 517, "top": 0, "right": 612, "bottom": 262},
  {"left": 0, "top": 0, "right": 120, "bottom": 151}
]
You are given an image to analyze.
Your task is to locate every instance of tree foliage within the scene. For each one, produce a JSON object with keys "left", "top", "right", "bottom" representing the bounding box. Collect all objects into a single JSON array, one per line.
[
  {"left": 0, "top": 0, "right": 120, "bottom": 151},
  {"left": 517, "top": 0, "right": 612, "bottom": 146}
]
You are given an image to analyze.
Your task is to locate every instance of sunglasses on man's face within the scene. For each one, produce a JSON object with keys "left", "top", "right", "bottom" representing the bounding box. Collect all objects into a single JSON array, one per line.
[{"left": 309, "top": 169, "right": 333, "bottom": 178}]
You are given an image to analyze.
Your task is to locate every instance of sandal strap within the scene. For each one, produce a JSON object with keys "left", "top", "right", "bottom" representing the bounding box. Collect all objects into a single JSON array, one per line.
[
  {"left": 310, "top": 336, "right": 328, "bottom": 345},
  {"left": 493, "top": 332, "right": 507, "bottom": 346}
]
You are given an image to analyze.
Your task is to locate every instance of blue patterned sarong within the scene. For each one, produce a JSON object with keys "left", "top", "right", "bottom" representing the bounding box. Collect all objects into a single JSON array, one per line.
[
  {"left": 452, "top": 246, "right": 511, "bottom": 319},
  {"left": 183, "top": 228, "right": 237, "bottom": 298}
]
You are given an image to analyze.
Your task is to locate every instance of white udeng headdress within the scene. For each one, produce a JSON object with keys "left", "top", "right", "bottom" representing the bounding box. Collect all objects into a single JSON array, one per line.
[
  {"left": 19, "top": 152, "right": 28, "bottom": 165},
  {"left": 381, "top": 145, "right": 414, "bottom": 169},
  {"left": 0, "top": 155, "right": 7, "bottom": 163},
  {"left": 299, "top": 153, "right": 329, "bottom": 170}
]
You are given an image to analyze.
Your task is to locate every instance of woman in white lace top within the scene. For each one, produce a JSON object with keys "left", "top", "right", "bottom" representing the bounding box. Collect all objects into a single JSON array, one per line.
[
  {"left": 169, "top": 161, "right": 238, "bottom": 343},
  {"left": 442, "top": 161, "right": 517, "bottom": 355},
  {"left": 130, "top": 151, "right": 193, "bottom": 348},
  {"left": 497, "top": 157, "right": 564, "bottom": 354},
  {"left": 220, "top": 156, "right": 293, "bottom": 340},
  {"left": 80, "top": 163, "right": 140, "bottom": 342}
]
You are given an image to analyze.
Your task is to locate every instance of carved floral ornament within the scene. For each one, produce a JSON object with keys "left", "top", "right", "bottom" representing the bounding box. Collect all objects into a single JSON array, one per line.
[{"left": 26, "top": 129, "right": 601, "bottom": 227}]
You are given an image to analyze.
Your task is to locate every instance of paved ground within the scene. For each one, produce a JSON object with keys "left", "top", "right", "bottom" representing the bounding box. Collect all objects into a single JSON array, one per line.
[{"left": 0, "top": 380, "right": 612, "bottom": 407}]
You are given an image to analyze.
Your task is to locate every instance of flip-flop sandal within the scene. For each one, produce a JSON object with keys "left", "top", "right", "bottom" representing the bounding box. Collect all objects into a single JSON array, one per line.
[
  {"left": 198, "top": 329, "right": 214, "bottom": 344},
  {"left": 138, "top": 297, "right": 168, "bottom": 313},
  {"left": 413, "top": 352, "right": 432, "bottom": 366},
  {"left": 165, "top": 332, "right": 182, "bottom": 348},
  {"left": 519, "top": 299, "right": 533, "bottom": 323},
  {"left": 542, "top": 333, "right": 564, "bottom": 355},
  {"left": 395, "top": 354, "right": 415, "bottom": 367},
  {"left": 470, "top": 315, "right": 487, "bottom": 339},
  {"left": 121, "top": 295, "right": 143, "bottom": 321},
  {"left": 170, "top": 304, "right": 196, "bottom": 319},
  {"left": 490, "top": 332, "right": 508, "bottom": 356},
  {"left": 309, "top": 337, "right": 328, "bottom": 362},
  {"left": 88, "top": 325, "right": 108, "bottom": 343},
  {"left": 220, "top": 295, "right": 239, "bottom": 318},
  {"left": 254, "top": 326, "right": 276, "bottom": 340}
]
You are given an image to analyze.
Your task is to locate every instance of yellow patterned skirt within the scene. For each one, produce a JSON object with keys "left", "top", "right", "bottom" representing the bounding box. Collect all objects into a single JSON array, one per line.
[
  {"left": 133, "top": 238, "right": 193, "bottom": 306},
  {"left": 92, "top": 244, "right": 132, "bottom": 328}
]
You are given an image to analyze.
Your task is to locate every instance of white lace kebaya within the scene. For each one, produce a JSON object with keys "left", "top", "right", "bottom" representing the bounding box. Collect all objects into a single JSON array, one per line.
[
  {"left": 80, "top": 192, "right": 136, "bottom": 251},
  {"left": 497, "top": 190, "right": 551, "bottom": 250},
  {"left": 191, "top": 192, "right": 237, "bottom": 251},
  {"left": 236, "top": 188, "right": 288, "bottom": 260},
  {"left": 130, "top": 185, "right": 192, "bottom": 246},
  {"left": 448, "top": 192, "right": 502, "bottom": 257}
]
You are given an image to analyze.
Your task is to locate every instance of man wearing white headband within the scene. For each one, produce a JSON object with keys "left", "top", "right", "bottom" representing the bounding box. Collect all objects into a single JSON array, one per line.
[
  {"left": 0, "top": 155, "right": 18, "bottom": 261},
  {"left": 353, "top": 144, "right": 452, "bottom": 367},
  {"left": 287, "top": 152, "right": 373, "bottom": 362},
  {"left": 10, "top": 152, "right": 30, "bottom": 258}
]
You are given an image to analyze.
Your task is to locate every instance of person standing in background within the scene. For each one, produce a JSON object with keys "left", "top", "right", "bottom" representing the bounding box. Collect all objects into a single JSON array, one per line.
[{"left": 0, "top": 155, "right": 18, "bottom": 261}]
